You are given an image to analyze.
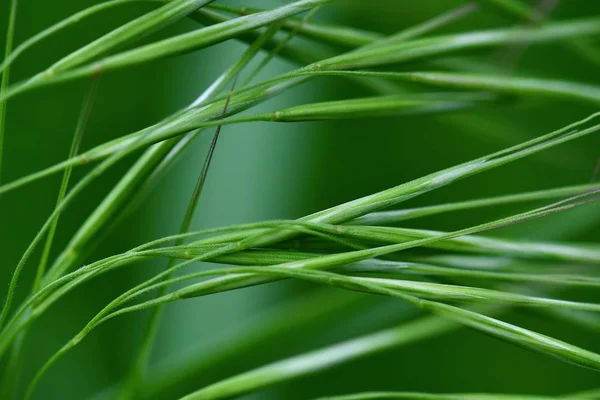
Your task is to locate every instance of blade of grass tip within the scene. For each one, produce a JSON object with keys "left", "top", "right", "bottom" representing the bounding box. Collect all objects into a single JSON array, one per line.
[
  {"left": 208, "top": 3, "right": 382, "bottom": 48},
  {"left": 353, "top": 182, "right": 600, "bottom": 225},
  {"left": 0, "top": 0, "right": 148, "bottom": 76},
  {"left": 0, "top": 0, "right": 334, "bottom": 103},
  {"left": 118, "top": 80, "right": 236, "bottom": 400},
  {"left": 0, "top": 76, "right": 99, "bottom": 400},
  {"left": 0, "top": 0, "right": 17, "bottom": 185}
]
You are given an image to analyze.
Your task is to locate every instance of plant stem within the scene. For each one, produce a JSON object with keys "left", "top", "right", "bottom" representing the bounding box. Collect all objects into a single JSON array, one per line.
[{"left": 0, "top": 0, "right": 17, "bottom": 185}]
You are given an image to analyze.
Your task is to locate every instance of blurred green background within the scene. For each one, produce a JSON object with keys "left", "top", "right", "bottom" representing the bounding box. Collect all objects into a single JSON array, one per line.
[{"left": 1, "top": 0, "right": 600, "bottom": 398}]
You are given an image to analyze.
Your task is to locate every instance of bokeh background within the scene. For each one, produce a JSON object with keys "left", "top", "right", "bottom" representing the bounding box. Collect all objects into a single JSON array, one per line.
[{"left": 1, "top": 0, "right": 600, "bottom": 398}]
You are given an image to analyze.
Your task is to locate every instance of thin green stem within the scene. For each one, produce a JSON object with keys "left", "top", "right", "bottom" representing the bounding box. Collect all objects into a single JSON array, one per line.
[
  {"left": 34, "top": 77, "right": 99, "bottom": 290},
  {"left": 0, "top": 0, "right": 17, "bottom": 185}
]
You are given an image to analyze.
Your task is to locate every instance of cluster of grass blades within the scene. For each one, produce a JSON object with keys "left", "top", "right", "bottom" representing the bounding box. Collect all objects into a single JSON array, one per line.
[{"left": 1, "top": 0, "right": 600, "bottom": 399}]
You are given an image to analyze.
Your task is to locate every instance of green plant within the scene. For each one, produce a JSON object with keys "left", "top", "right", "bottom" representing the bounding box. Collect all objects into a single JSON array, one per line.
[{"left": 1, "top": 0, "right": 600, "bottom": 399}]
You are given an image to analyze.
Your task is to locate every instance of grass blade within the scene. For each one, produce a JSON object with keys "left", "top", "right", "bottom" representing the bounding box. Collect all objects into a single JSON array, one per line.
[
  {"left": 49, "top": 0, "right": 216, "bottom": 73},
  {"left": 0, "top": 0, "right": 332, "bottom": 103},
  {"left": 354, "top": 183, "right": 600, "bottom": 225},
  {"left": 314, "top": 17, "right": 600, "bottom": 70},
  {"left": 0, "top": 0, "right": 142, "bottom": 76},
  {"left": 0, "top": 0, "right": 17, "bottom": 184}
]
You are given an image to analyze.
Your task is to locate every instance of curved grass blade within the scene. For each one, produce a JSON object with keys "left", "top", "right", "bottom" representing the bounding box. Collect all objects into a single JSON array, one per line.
[
  {"left": 287, "top": 70, "right": 600, "bottom": 105},
  {"left": 0, "top": 0, "right": 144, "bottom": 76},
  {"left": 0, "top": 0, "right": 333, "bottom": 103},
  {"left": 0, "top": 0, "right": 17, "bottom": 184},
  {"left": 393, "top": 71, "right": 600, "bottom": 105},
  {"left": 232, "top": 92, "right": 494, "bottom": 122},
  {"left": 312, "top": 17, "right": 600, "bottom": 70},
  {"left": 48, "top": 0, "right": 216, "bottom": 73},
  {"left": 34, "top": 77, "right": 99, "bottom": 289},
  {"left": 0, "top": 0, "right": 19, "bottom": 395},
  {"left": 328, "top": 225, "right": 600, "bottom": 264},
  {"left": 353, "top": 183, "right": 600, "bottom": 225}
]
